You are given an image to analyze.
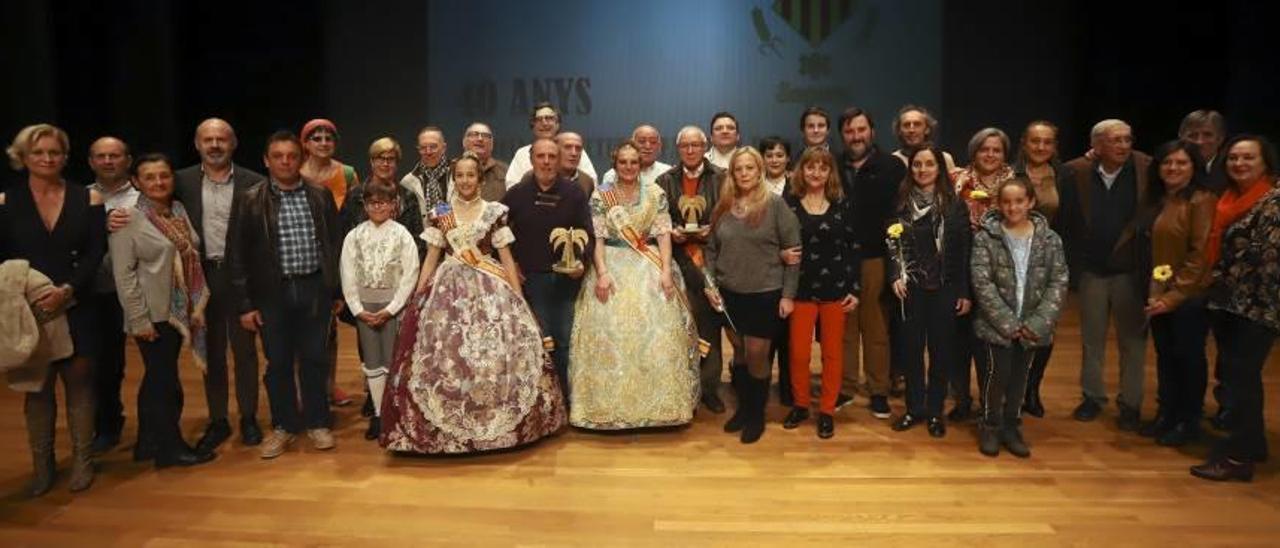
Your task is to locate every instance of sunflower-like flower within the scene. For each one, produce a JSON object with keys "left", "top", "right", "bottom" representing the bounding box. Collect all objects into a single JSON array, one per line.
[
  {"left": 887, "top": 223, "right": 905, "bottom": 239},
  {"left": 1152, "top": 264, "right": 1174, "bottom": 282}
]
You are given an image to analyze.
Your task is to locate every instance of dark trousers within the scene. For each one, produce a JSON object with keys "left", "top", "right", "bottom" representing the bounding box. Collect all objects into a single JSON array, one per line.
[
  {"left": 898, "top": 286, "right": 956, "bottom": 418},
  {"left": 676, "top": 262, "right": 725, "bottom": 394},
  {"left": 137, "top": 323, "right": 185, "bottom": 454},
  {"left": 1028, "top": 344, "right": 1053, "bottom": 393},
  {"left": 951, "top": 312, "right": 989, "bottom": 406},
  {"left": 1210, "top": 311, "right": 1275, "bottom": 462},
  {"left": 259, "top": 273, "right": 333, "bottom": 433},
  {"left": 89, "top": 290, "right": 127, "bottom": 438},
  {"left": 980, "top": 343, "right": 1033, "bottom": 429},
  {"left": 1150, "top": 298, "right": 1210, "bottom": 423},
  {"left": 203, "top": 259, "right": 261, "bottom": 422},
  {"left": 524, "top": 271, "right": 582, "bottom": 400},
  {"left": 769, "top": 319, "right": 791, "bottom": 401}
]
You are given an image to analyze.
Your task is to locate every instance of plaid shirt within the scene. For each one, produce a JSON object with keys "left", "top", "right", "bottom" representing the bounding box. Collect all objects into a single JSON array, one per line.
[{"left": 272, "top": 180, "right": 321, "bottom": 276}]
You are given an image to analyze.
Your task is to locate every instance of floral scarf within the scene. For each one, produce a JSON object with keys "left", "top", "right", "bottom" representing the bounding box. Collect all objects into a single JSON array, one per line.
[{"left": 138, "top": 197, "right": 210, "bottom": 370}]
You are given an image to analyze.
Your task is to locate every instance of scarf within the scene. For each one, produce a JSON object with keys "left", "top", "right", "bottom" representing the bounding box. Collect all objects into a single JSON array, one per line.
[
  {"left": 412, "top": 160, "right": 451, "bottom": 207},
  {"left": 138, "top": 197, "right": 210, "bottom": 371},
  {"left": 1205, "top": 177, "right": 1273, "bottom": 268},
  {"left": 908, "top": 187, "right": 944, "bottom": 251}
]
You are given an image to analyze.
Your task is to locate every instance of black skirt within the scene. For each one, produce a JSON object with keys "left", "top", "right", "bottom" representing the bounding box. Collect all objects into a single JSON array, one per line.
[{"left": 721, "top": 288, "right": 782, "bottom": 339}]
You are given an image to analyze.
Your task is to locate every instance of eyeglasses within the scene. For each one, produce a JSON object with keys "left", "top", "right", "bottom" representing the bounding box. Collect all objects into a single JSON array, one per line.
[
  {"left": 466, "top": 131, "right": 493, "bottom": 140},
  {"left": 365, "top": 200, "right": 394, "bottom": 209},
  {"left": 372, "top": 155, "right": 398, "bottom": 164},
  {"left": 677, "top": 142, "right": 707, "bottom": 150},
  {"left": 308, "top": 134, "right": 335, "bottom": 143},
  {"left": 533, "top": 115, "right": 559, "bottom": 123}
]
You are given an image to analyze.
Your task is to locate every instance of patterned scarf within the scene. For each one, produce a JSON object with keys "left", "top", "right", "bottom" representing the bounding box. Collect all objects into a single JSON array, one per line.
[
  {"left": 137, "top": 197, "right": 210, "bottom": 370},
  {"left": 412, "top": 160, "right": 451, "bottom": 207}
]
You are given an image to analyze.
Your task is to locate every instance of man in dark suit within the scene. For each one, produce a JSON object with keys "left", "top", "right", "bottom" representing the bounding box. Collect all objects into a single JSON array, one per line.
[
  {"left": 175, "top": 118, "right": 266, "bottom": 452},
  {"left": 228, "top": 130, "right": 343, "bottom": 459}
]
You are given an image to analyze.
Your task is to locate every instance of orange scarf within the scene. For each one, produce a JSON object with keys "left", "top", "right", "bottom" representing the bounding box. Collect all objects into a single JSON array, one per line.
[{"left": 1205, "top": 177, "right": 1273, "bottom": 268}]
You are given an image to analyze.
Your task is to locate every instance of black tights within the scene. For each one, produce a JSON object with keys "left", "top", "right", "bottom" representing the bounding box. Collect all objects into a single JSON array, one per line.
[{"left": 730, "top": 333, "right": 773, "bottom": 380}]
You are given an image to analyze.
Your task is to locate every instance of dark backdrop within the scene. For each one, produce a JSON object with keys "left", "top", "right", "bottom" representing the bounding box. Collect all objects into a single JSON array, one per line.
[{"left": 3, "top": 0, "right": 1277, "bottom": 188}]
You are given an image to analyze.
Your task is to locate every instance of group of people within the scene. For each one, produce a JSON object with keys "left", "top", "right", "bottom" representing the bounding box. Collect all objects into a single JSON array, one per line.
[{"left": 1, "top": 101, "right": 1276, "bottom": 500}]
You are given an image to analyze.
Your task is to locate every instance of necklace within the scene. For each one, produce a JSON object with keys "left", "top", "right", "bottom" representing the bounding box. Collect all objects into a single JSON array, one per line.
[{"left": 453, "top": 193, "right": 482, "bottom": 207}]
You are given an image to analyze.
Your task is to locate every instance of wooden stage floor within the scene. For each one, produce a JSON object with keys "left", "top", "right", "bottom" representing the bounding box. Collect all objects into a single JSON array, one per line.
[{"left": 1, "top": 297, "right": 1277, "bottom": 546}]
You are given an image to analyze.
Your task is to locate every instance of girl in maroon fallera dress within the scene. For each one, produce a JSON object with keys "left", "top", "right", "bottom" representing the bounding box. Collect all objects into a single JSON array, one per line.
[{"left": 380, "top": 153, "right": 566, "bottom": 454}]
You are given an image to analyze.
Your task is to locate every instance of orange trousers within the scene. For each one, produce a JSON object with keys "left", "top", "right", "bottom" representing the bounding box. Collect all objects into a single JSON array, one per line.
[{"left": 789, "top": 300, "right": 846, "bottom": 414}]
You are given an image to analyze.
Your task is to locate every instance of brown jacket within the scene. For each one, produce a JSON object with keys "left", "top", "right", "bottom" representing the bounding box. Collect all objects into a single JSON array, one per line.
[
  {"left": 1061, "top": 151, "right": 1152, "bottom": 273},
  {"left": 1147, "top": 189, "right": 1216, "bottom": 309}
]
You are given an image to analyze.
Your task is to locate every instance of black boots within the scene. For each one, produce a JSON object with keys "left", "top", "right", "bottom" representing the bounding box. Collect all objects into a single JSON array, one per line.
[
  {"left": 979, "top": 426, "right": 1001, "bottom": 457},
  {"left": 723, "top": 365, "right": 748, "bottom": 433},
  {"left": 1002, "top": 426, "right": 1031, "bottom": 458},
  {"left": 195, "top": 418, "right": 232, "bottom": 454},
  {"left": 364, "top": 416, "right": 382, "bottom": 440},
  {"left": 740, "top": 375, "right": 768, "bottom": 444},
  {"left": 728, "top": 371, "right": 768, "bottom": 444},
  {"left": 1023, "top": 355, "right": 1047, "bottom": 418}
]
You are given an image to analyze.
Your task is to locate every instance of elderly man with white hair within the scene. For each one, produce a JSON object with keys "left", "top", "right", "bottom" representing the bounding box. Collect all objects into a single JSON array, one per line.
[
  {"left": 1059, "top": 118, "right": 1151, "bottom": 430},
  {"left": 602, "top": 124, "right": 672, "bottom": 186},
  {"left": 655, "top": 125, "right": 728, "bottom": 413}
]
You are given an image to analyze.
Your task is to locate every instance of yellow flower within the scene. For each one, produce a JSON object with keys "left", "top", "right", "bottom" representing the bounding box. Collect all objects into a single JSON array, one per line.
[
  {"left": 1152, "top": 264, "right": 1174, "bottom": 282},
  {"left": 970, "top": 190, "right": 990, "bottom": 200},
  {"left": 887, "top": 223, "right": 904, "bottom": 239}
]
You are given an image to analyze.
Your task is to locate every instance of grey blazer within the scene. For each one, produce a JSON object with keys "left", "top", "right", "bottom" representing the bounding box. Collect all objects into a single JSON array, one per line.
[{"left": 110, "top": 205, "right": 201, "bottom": 335}]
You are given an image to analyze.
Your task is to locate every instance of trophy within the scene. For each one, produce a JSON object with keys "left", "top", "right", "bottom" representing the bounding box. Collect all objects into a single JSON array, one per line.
[
  {"left": 549, "top": 227, "right": 589, "bottom": 274},
  {"left": 677, "top": 195, "right": 707, "bottom": 233}
]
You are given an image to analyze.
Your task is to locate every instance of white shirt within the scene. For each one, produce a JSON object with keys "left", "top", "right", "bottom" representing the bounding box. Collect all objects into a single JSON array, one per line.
[
  {"left": 705, "top": 147, "right": 734, "bottom": 170},
  {"left": 339, "top": 219, "right": 421, "bottom": 316},
  {"left": 765, "top": 176, "right": 787, "bottom": 196},
  {"left": 1097, "top": 164, "right": 1121, "bottom": 189},
  {"left": 600, "top": 160, "right": 672, "bottom": 187},
  {"left": 505, "top": 144, "right": 597, "bottom": 188},
  {"left": 90, "top": 180, "right": 140, "bottom": 212}
]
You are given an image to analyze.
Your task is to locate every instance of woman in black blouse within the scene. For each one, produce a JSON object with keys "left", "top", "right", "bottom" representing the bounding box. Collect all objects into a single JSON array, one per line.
[
  {"left": 1, "top": 124, "right": 107, "bottom": 495},
  {"left": 781, "top": 147, "right": 860, "bottom": 438},
  {"left": 888, "top": 146, "right": 972, "bottom": 438}
]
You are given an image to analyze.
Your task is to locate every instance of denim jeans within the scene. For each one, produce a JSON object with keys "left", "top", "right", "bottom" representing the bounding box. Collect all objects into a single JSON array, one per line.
[
  {"left": 259, "top": 272, "right": 333, "bottom": 433},
  {"left": 524, "top": 271, "right": 582, "bottom": 401}
]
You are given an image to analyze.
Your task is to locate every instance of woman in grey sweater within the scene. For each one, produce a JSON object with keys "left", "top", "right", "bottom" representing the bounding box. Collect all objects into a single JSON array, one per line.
[{"left": 704, "top": 146, "right": 801, "bottom": 444}]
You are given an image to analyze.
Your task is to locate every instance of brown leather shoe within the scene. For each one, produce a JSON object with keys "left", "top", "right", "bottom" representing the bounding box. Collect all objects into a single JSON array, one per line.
[{"left": 1190, "top": 458, "right": 1254, "bottom": 482}]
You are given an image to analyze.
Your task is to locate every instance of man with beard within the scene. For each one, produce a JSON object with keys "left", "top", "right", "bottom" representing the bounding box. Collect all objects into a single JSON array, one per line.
[
  {"left": 175, "top": 118, "right": 267, "bottom": 452},
  {"left": 890, "top": 105, "right": 956, "bottom": 172},
  {"left": 837, "top": 107, "right": 906, "bottom": 420}
]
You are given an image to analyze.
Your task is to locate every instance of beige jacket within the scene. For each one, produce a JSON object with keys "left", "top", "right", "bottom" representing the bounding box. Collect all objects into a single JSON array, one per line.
[
  {"left": 0, "top": 260, "right": 74, "bottom": 392},
  {"left": 109, "top": 205, "right": 201, "bottom": 335}
]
